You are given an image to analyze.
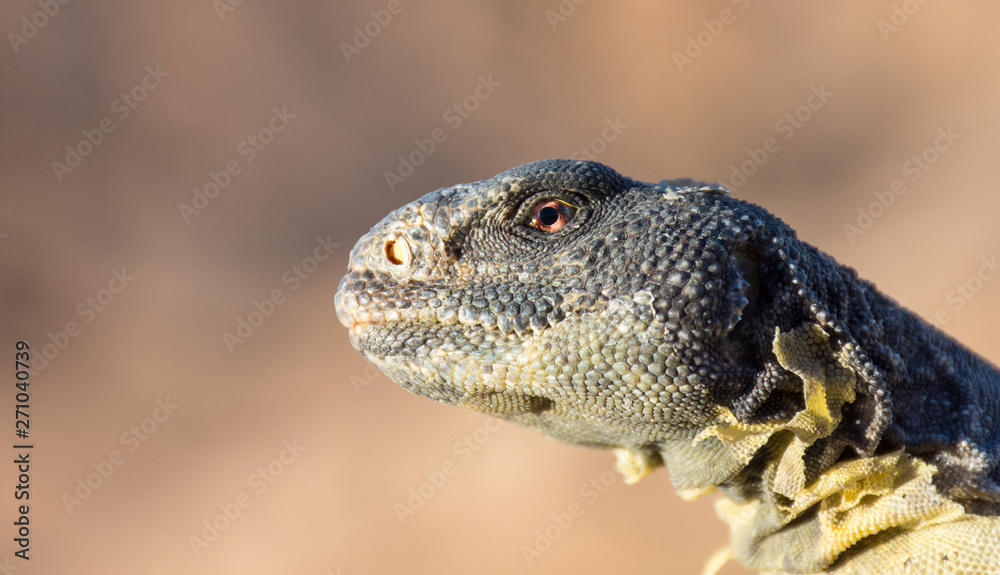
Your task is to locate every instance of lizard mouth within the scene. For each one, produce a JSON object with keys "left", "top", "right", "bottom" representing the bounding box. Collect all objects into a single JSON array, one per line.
[
  {"left": 334, "top": 289, "right": 458, "bottom": 338},
  {"left": 346, "top": 320, "right": 558, "bottom": 418},
  {"left": 335, "top": 279, "right": 564, "bottom": 338},
  {"left": 335, "top": 285, "right": 426, "bottom": 332}
]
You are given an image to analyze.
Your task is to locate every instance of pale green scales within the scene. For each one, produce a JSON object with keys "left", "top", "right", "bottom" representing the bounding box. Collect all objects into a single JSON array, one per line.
[{"left": 335, "top": 160, "right": 1000, "bottom": 574}]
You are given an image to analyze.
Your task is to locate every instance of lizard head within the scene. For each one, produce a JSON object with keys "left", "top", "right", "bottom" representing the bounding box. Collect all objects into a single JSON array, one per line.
[{"left": 335, "top": 159, "right": 883, "bottom": 458}]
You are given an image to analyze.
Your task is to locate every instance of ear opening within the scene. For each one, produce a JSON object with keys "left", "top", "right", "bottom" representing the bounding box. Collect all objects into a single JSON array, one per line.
[{"left": 725, "top": 245, "right": 760, "bottom": 355}]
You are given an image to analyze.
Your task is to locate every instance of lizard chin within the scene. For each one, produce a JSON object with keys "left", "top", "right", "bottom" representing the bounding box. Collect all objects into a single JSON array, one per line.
[{"left": 359, "top": 346, "right": 558, "bottom": 418}]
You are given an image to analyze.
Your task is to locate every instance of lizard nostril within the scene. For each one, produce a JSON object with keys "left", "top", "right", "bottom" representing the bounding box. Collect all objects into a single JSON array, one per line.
[{"left": 384, "top": 236, "right": 412, "bottom": 267}]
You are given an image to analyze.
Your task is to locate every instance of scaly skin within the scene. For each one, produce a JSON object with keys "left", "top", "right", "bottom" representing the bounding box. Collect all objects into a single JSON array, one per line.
[{"left": 335, "top": 159, "right": 1000, "bottom": 573}]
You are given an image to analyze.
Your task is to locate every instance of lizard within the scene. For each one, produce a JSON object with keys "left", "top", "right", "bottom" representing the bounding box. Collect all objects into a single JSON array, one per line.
[{"left": 334, "top": 159, "right": 1000, "bottom": 574}]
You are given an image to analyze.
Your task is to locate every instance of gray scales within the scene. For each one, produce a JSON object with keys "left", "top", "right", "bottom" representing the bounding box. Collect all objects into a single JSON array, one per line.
[{"left": 335, "top": 159, "right": 1000, "bottom": 574}]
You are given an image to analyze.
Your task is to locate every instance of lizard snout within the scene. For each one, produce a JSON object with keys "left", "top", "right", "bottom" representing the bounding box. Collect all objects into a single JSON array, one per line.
[{"left": 334, "top": 276, "right": 358, "bottom": 329}]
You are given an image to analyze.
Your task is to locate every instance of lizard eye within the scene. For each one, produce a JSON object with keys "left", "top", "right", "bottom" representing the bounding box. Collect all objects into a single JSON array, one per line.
[{"left": 530, "top": 199, "right": 575, "bottom": 232}]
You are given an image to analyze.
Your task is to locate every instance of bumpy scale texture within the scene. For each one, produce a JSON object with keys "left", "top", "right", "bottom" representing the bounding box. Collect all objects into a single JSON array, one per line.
[{"left": 335, "top": 159, "right": 1000, "bottom": 574}]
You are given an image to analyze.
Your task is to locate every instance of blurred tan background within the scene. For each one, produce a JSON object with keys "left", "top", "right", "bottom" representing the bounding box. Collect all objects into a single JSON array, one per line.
[{"left": 1, "top": 2, "right": 999, "bottom": 574}]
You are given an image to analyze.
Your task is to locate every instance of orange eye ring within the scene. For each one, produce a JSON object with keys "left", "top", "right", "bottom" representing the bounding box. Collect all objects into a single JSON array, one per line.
[{"left": 530, "top": 200, "right": 575, "bottom": 232}]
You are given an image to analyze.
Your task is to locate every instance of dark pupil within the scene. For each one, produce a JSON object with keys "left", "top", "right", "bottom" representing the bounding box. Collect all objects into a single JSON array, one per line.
[{"left": 538, "top": 205, "right": 560, "bottom": 226}]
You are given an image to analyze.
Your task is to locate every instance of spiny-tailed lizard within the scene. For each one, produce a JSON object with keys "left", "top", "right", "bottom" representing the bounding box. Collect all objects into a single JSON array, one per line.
[{"left": 335, "top": 159, "right": 1000, "bottom": 574}]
